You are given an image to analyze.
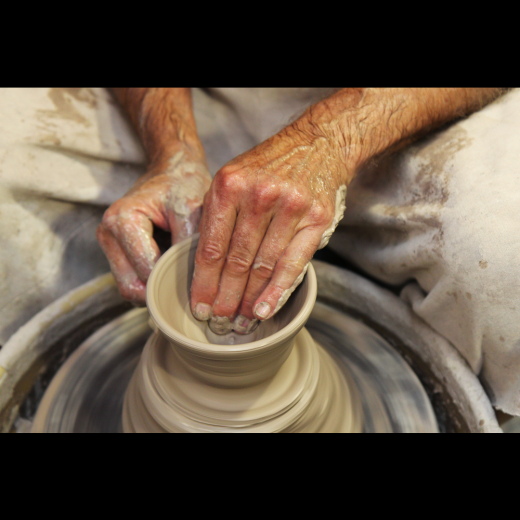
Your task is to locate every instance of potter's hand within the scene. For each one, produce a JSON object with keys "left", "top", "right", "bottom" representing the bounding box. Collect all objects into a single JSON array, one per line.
[
  {"left": 190, "top": 88, "right": 506, "bottom": 335},
  {"left": 98, "top": 88, "right": 210, "bottom": 303},
  {"left": 190, "top": 122, "right": 350, "bottom": 335},
  {"left": 97, "top": 150, "right": 211, "bottom": 302}
]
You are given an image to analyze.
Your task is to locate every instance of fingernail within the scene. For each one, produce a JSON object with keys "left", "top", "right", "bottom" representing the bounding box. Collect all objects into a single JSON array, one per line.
[
  {"left": 254, "top": 302, "right": 271, "bottom": 320},
  {"left": 209, "top": 315, "right": 233, "bottom": 335},
  {"left": 233, "top": 315, "right": 259, "bottom": 335},
  {"left": 193, "top": 303, "right": 212, "bottom": 321}
]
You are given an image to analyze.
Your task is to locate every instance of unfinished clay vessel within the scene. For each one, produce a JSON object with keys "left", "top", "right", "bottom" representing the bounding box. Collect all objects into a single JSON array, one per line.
[{"left": 122, "top": 234, "right": 362, "bottom": 433}]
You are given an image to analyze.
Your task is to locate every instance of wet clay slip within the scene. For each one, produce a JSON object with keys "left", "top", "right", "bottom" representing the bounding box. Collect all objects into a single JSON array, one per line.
[{"left": 122, "top": 234, "right": 362, "bottom": 433}]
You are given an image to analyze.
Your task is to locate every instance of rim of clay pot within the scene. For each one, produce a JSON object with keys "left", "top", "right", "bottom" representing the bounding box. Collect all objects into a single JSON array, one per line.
[{"left": 146, "top": 234, "right": 317, "bottom": 355}]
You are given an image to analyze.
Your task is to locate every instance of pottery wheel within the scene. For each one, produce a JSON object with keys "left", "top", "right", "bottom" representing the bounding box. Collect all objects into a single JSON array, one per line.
[{"left": 32, "top": 301, "right": 438, "bottom": 433}]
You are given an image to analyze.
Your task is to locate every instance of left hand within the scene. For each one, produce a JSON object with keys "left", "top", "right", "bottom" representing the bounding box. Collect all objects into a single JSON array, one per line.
[
  {"left": 190, "top": 122, "right": 352, "bottom": 335},
  {"left": 97, "top": 148, "right": 211, "bottom": 303}
]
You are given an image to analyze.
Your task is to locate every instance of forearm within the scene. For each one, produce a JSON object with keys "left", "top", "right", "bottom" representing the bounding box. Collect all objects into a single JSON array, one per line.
[
  {"left": 111, "top": 87, "right": 205, "bottom": 166},
  {"left": 294, "top": 87, "right": 507, "bottom": 183},
  {"left": 100, "top": 89, "right": 211, "bottom": 302}
]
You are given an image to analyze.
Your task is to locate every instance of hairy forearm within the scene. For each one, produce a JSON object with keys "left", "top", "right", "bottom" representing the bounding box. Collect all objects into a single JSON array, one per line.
[
  {"left": 111, "top": 88, "right": 205, "bottom": 166},
  {"left": 294, "top": 87, "right": 508, "bottom": 183}
]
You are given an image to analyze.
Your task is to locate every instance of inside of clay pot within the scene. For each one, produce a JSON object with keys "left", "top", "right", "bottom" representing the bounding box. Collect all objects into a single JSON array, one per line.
[{"left": 149, "top": 238, "right": 312, "bottom": 346}]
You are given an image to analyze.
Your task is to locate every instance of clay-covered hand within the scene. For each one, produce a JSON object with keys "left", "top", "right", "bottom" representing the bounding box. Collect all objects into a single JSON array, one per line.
[
  {"left": 190, "top": 123, "right": 351, "bottom": 335},
  {"left": 97, "top": 149, "right": 211, "bottom": 303}
]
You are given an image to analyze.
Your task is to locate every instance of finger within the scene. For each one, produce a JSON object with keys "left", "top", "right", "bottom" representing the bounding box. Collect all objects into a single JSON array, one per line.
[
  {"left": 101, "top": 210, "right": 160, "bottom": 282},
  {"left": 190, "top": 190, "right": 237, "bottom": 322},
  {"left": 233, "top": 212, "right": 300, "bottom": 334},
  {"left": 210, "top": 209, "right": 272, "bottom": 334},
  {"left": 96, "top": 225, "right": 147, "bottom": 303},
  {"left": 252, "top": 228, "right": 322, "bottom": 321}
]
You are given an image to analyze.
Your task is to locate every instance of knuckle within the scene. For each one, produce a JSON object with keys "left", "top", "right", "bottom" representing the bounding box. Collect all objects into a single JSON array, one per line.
[
  {"left": 283, "top": 189, "right": 309, "bottom": 212},
  {"left": 310, "top": 203, "right": 333, "bottom": 226},
  {"left": 254, "top": 183, "right": 279, "bottom": 208},
  {"left": 101, "top": 203, "right": 125, "bottom": 231},
  {"left": 215, "top": 166, "right": 244, "bottom": 195},
  {"left": 226, "top": 254, "right": 252, "bottom": 274},
  {"left": 279, "top": 259, "right": 304, "bottom": 276},
  {"left": 252, "top": 260, "right": 276, "bottom": 280},
  {"left": 196, "top": 240, "right": 226, "bottom": 264},
  {"left": 101, "top": 212, "right": 116, "bottom": 232}
]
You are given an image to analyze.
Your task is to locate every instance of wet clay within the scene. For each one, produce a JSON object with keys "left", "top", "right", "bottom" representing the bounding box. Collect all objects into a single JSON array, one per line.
[
  {"left": 122, "top": 234, "right": 362, "bottom": 433},
  {"left": 319, "top": 184, "right": 347, "bottom": 250}
]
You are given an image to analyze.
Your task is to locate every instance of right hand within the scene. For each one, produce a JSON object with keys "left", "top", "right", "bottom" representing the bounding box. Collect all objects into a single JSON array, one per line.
[
  {"left": 97, "top": 147, "right": 211, "bottom": 303},
  {"left": 190, "top": 123, "right": 349, "bottom": 335}
]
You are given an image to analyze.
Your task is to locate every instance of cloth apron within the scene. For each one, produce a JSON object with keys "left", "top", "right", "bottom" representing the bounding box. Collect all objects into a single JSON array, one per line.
[{"left": 1, "top": 87, "right": 519, "bottom": 414}]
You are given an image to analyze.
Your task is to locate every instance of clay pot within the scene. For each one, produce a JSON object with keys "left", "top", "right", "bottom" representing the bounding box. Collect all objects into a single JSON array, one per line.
[
  {"left": 146, "top": 234, "right": 317, "bottom": 388},
  {"left": 123, "top": 234, "right": 344, "bottom": 433}
]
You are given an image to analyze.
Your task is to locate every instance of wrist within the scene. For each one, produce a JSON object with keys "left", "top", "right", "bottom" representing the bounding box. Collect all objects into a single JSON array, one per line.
[
  {"left": 113, "top": 87, "right": 205, "bottom": 167},
  {"left": 148, "top": 142, "right": 210, "bottom": 181},
  {"left": 141, "top": 105, "right": 203, "bottom": 166},
  {"left": 291, "top": 94, "right": 365, "bottom": 186},
  {"left": 150, "top": 139, "right": 207, "bottom": 170}
]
